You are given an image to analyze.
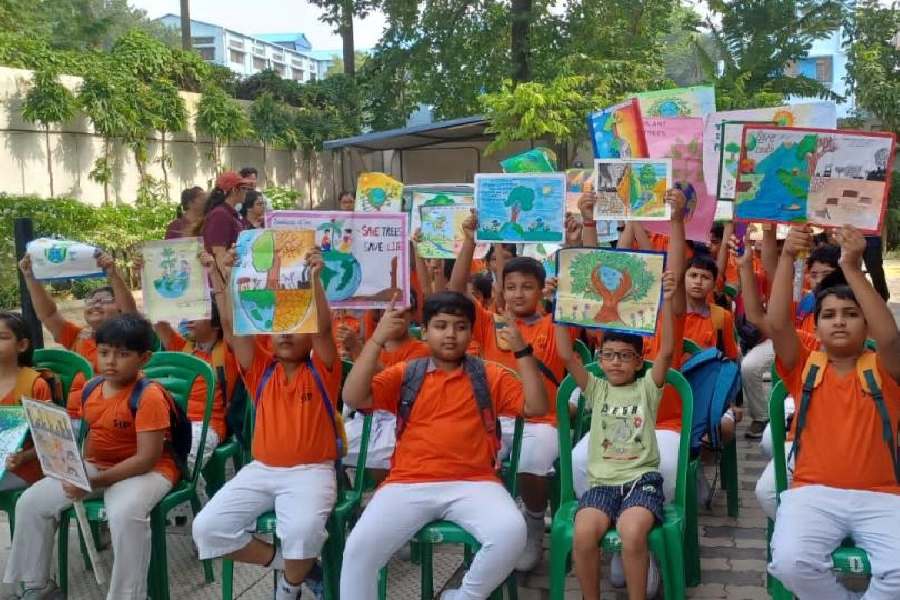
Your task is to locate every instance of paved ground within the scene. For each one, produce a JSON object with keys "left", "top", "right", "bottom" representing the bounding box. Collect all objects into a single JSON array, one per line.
[{"left": 2, "top": 260, "right": 897, "bottom": 599}]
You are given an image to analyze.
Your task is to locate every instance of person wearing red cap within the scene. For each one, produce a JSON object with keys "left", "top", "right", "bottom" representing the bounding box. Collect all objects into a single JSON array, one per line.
[{"left": 201, "top": 171, "right": 253, "bottom": 271}]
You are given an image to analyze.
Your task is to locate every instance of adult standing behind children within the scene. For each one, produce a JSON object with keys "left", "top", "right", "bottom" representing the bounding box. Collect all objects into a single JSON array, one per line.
[
  {"left": 240, "top": 190, "right": 266, "bottom": 230},
  {"left": 201, "top": 171, "right": 253, "bottom": 271},
  {"left": 337, "top": 190, "right": 355, "bottom": 211},
  {"left": 165, "top": 186, "right": 207, "bottom": 239}
]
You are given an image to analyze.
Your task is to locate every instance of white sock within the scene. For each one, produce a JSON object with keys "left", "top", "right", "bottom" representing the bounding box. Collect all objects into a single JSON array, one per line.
[
  {"left": 524, "top": 509, "right": 544, "bottom": 521},
  {"left": 268, "top": 547, "right": 285, "bottom": 571},
  {"left": 275, "top": 572, "right": 302, "bottom": 600}
]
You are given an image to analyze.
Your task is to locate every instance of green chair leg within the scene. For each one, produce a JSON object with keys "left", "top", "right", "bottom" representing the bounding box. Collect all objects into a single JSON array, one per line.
[
  {"left": 684, "top": 460, "right": 701, "bottom": 586},
  {"left": 378, "top": 566, "right": 388, "bottom": 599},
  {"left": 721, "top": 438, "right": 739, "bottom": 517},
  {"left": 419, "top": 540, "right": 434, "bottom": 600},
  {"left": 190, "top": 496, "right": 215, "bottom": 584},
  {"left": 548, "top": 511, "right": 574, "bottom": 598},
  {"left": 222, "top": 558, "right": 234, "bottom": 600},
  {"left": 57, "top": 510, "right": 71, "bottom": 597}
]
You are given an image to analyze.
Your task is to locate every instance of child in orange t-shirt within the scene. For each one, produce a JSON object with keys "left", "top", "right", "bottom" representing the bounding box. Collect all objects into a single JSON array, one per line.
[
  {"left": 192, "top": 247, "right": 340, "bottom": 600},
  {"left": 4, "top": 315, "right": 176, "bottom": 599},
  {"left": 340, "top": 291, "right": 548, "bottom": 599},
  {"left": 767, "top": 225, "right": 900, "bottom": 599},
  {"left": 0, "top": 312, "right": 52, "bottom": 492}
]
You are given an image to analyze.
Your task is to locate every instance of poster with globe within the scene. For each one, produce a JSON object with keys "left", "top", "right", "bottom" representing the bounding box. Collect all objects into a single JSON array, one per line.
[
  {"left": 141, "top": 238, "right": 211, "bottom": 325},
  {"left": 26, "top": 238, "right": 104, "bottom": 282},
  {"left": 266, "top": 211, "right": 410, "bottom": 310},
  {"left": 356, "top": 172, "right": 404, "bottom": 212},
  {"left": 230, "top": 230, "right": 318, "bottom": 335}
]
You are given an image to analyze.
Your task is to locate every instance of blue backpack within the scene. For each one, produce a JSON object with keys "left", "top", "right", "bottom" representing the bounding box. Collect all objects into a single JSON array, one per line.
[{"left": 680, "top": 347, "right": 741, "bottom": 453}]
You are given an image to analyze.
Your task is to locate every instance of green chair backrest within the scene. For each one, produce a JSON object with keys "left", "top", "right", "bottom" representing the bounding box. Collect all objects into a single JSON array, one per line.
[
  {"left": 768, "top": 381, "right": 791, "bottom": 498},
  {"left": 573, "top": 339, "right": 592, "bottom": 365},
  {"left": 555, "top": 362, "right": 693, "bottom": 516},
  {"left": 144, "top": 351, "right": 215, "bottom": 487},
  {"left": 409, "top": 326, "right": 423, "bottom": 340},
  {"left": 682, "top": 339, "right": 703, "bottom": 356},
  {"left": 32, "top": 348, "right": 94, "bottom": 403}
]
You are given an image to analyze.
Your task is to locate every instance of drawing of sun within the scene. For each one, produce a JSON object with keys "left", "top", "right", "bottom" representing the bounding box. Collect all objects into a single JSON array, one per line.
[
  {"left": 773, "top": 110, "right": 795, "bottom": 127},
  {"left": 542, "top": 185, "right": 553, "bottom": 195}
]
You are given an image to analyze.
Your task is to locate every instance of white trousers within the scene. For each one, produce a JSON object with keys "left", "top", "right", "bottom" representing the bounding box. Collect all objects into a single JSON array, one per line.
[
  {"left": 341, "top": 481, "right": 526, "bottom": 600},
  {"left": 573, "top": 429, "right": 680, "bottom": 504},
  {"left": 2, "top": 464, "right": 172, "bottom": 600},
  {"left": 769, "top": 485, "right": 900, "bottom": 600},
  {"left": 345, "top": 410, "right": 396, "bottom": 470},
  {"left": 192, "top": 460, "right": 336, "bottom": 560},
  {"left": 755, "top": 442, "right": 794, "bottom": 520},
  {"left": 498, "top": 418, "right": 559, "bottom": 476},
  {"left": 0, "top": 472, "right": 27, "bottom": 492},
  {"left": 189, "top": 421, "right": 220, "bottom": 504},
  {"left": 741, "top": 339, "right": 775, "bottom": 422}
]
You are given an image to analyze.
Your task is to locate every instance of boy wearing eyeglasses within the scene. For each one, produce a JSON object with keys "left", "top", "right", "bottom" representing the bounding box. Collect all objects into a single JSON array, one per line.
[{"left": 555, "top": 270, "right": 676, "bottom": 600}]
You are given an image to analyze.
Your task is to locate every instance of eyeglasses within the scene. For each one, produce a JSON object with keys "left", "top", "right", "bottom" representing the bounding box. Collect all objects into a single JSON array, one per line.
[
  {"left": 599, "top": 350, "right": 638, "bottom": 362},
  {"left": 85, "top": 297, "right": 116, "bottom": 307}
]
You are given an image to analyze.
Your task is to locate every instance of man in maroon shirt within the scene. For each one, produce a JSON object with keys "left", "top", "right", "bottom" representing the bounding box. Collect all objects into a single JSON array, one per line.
[{"left": 201, "top": 171, "right": 253, "bottom": 271}]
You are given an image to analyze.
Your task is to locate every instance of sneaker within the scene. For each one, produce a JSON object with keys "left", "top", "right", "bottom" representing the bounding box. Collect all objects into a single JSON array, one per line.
[
  {"left": 440, "top": 590, "right": 463, "bottom": 600},
  {"left": 301, "top": 563, "right": 325, "bottom": 600},
  {"left": 20, "top": 583, "right": 60, "bottom": 600},
  {"left": 745, "top": 420, "right": 768, "bottom": 440},
  {"left": 647, "top": 557, "right": 660, "bottom": 598},
  {"left": 609, "top": 553, "right": 625, "bottom": 588},
  {"left": 514, "top": 512, "right": 544, "bottom": 572},
  {"left": 273, "top": 571, "right": 300, "bottom": 600},
  {"left": 697, "top": 469, "right": 712, "bottom": 509}
]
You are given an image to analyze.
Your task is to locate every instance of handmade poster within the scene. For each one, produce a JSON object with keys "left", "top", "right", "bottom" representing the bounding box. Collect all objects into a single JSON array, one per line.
[
  {"left": 500, "top": 147, "right": 558, "bottom": 173},
  {"left": 635, "top": 85, "right": 716, "bottom": 119},
  {"left": 566, "top": 168, "right": 619, "bottom": 242},
  {"left": 735, "top": 126, "right": 896, "bottom": 233},
  {"left": 26, "top": 238, "right": 103, "bottom": 282},
  {"left": 355, "top": 172, "right": 404, "bottom": 212},
  {"left": 715, "top": 201, "right": 734, "bottom": 222},
  {"left": 588, "top": 99, "right": 648, "bottom": 159},
  {"left": 717, "top": 121, "right": 776, "bottom": 201},
  {"left": 418, "top": 205, "right": 470, "bottom": 259},
  {"left": 641, "top": 117, "right": 715, "bottom": 241},
  {"left": 593, "top": 159, "right": 672, "bottom": 221},
  {"left": 0, "top": 407, "right": 28, "bottom": 482},
  {"left": 230, "top": 230, "right": 318, "bottom": 335},
  {"left": 21, "top": 398, "right": 91, "bottom": 491},
  {"left": 267, "top": 211, "right": 410, "bottom": 309},
  {"left": 141, "top": 238, "right": 211, "bottom": 325},
  {"left": 702, "top": 101, "right": 838, "bottom": 194},
  {"left": 404, "top": 184, "right": 469, "bottom": 219},
  {"left": 474, "top": 173, "right": 566, "bottom": 243},
  {"left": 409, "top": 187, "right": 488, "bottom": 259},
  {"left": 521, "top": 243, "right": 560, "bottom": 278},
  {"left": 554, "top": 248, "right": 666, "bottom": 337}
]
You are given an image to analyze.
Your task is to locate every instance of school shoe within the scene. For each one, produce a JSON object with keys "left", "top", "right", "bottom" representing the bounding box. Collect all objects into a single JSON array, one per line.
[
  {"left": 745, "top": 420, "right": 767, "bottom": 440},
  {"left": 515, "top": 511, "right": 544, "bottom": 572},
  {"left": 20, "top": 582, "right": 61, "bottom": 600},
  {"left": 440, "top": 589, "right": 463, "bottom": 600},
  {"left": 608, "top": 553, "right": 659, "bottom": 596},
  {"left": 0, "top": 582, "right": 19, "bottom": 600},
  {"left": 301, "top": 563, "right": 325, "bottom": 600}
]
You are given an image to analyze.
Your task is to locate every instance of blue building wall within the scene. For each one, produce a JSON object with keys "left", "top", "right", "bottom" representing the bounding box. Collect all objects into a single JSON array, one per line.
[{"left": 788, "top": 29, "right": 855, "bottom": 119}]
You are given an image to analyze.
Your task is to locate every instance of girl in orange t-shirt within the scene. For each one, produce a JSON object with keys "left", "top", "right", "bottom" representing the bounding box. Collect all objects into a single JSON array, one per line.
[{"left": 0, "top": 312, "right": 53, "bottom": 492}]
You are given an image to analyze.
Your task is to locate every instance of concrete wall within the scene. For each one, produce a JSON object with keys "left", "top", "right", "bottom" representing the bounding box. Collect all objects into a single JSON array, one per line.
[{"left": 0, "top": 66, "right": 336, "bottom": 207}]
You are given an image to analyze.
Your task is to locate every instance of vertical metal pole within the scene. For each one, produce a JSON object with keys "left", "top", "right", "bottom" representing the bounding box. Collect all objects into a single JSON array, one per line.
[{"left": 13, "top": 218, "right": 44, "bottom": 349}]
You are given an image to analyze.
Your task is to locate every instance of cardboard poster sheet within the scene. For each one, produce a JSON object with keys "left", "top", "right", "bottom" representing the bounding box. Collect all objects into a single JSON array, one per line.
[{"left": 141, "top": 237, "right": 211, "bottom": 325}]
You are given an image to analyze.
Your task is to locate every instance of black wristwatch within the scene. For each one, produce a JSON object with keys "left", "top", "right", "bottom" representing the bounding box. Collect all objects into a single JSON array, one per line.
[{"left": 513, "top": 344, "right": 534, "bottom": 359}]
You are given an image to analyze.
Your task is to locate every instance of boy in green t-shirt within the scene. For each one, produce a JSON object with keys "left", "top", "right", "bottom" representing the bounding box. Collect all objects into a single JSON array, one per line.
[{"left": 555, "top": 270, "right": 676, "bottom": 600}]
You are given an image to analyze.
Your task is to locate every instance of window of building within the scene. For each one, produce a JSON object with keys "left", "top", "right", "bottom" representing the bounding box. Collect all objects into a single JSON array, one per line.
[
  {"left": 192, "top": 36, "right": 215, "bottom": 45},
  {"left": 293, "top": 71, "right": 305, "bottom": 81},
  {"left": 815, "top": 57, "right": 833, "bottom": 84},
  {"left": 309, "top": 72, "right": 317, "bottom": 82},
  {"left": 229, "top": 38, "right": 244, "bottom": 50},
  {"left": 229, "top": 49, "right": 245, "bottom": 64},
  {"left": 253, "top": 56, "right": 267, "bottom": 70},
  {"left": 272, "top": 62, "right": 285, "bottom": 76},
  {"left": 197, "top": 47, "right": 215, "bottom": 61},
  {"left": 292, "top": 60, "right": 304, "bottom": 69}
]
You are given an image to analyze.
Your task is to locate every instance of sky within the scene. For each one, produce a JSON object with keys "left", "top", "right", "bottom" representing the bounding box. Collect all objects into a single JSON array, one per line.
[{"left": 128, "top": 0, "right": 387, "bottom": 52}]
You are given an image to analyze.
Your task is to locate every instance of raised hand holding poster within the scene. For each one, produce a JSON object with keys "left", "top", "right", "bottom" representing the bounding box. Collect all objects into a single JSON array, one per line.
[
  {"left": 555, "top": 248, "right": 666, "bottom": 337},
  {"left": 0, "top": 407, "right": 28, "bottom": 482},
  {"left": 588, "top": 99, "right": 648, "bottom": 159},
  {"left": 474, "top": 173, "right": 566, "bottom": 243},
  {"left": 566, "top": 168, "right": 619, "bottom": 242},
  {"left": 418, "top": 205, "right": 470, "bottom": 259},
  {"left": 635, "top": 85, "right": 716, "bottom": 119},
  {"left": 141, "top": 238, "right": 211, "bottom": 325},
  {"left": 593, "top": 159, "right": 672, "bottom": 221},
  {"left": 356, "top": 172, "right": 404, "bottom": 212},
  {"left": 26, "top": 238, "right": 103, "bottom": 281},
  {"left": 267, "top": 211, "right": 409, "bottom": 309},
  {"left": 735, "top": 127, "right": 896, "bottom": 232},
  {"left": 230, "top": 230, "right": 318, "bottom": 335}
]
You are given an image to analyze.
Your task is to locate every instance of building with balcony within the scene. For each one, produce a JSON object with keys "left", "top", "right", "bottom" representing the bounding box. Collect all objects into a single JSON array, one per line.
[{"left": 786, "top": 29, "right": 855, "bottom": 118}]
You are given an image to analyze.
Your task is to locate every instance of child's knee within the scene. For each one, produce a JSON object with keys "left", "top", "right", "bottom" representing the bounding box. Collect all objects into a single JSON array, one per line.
[
  {"left": 573, "top": 511, "right": 607, "bottom": 552},
  {"left": 279, "top": 513, "right": 328, "bottom": 551},
  {"left": 769, "top": 535, "right": 828, "bottom": 584},
  {"left": 192, "top": 507, "right": 222, "bottom": 545}
]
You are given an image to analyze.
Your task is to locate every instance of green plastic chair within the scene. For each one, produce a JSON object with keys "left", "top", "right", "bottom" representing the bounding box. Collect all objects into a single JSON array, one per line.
[
  {"left": 549, "top": 362, "right": 692, "bottom": 600},
  {"left": 573, "top": 339, "right": 592, "bottom": 365},
  {"left": 0, "top": 349, "right": 94, "bottom": 540},
  {"left": 378, "top": 417, "right": 525, "bottom": 600},
  {"left": 57, "top": 352, "right": 216, "bottom": 600},
  {"left": 219, "top": 382, "right": 374, "bottom": 600},
  {"left": 766, "top": 382, "right": 872, "bottom": 600},
  {"left": 409, "top": 325, "right": 423, "bottom": 340},
  {"left": 201, "top": 384, "right": 249, "bottom": 500}
]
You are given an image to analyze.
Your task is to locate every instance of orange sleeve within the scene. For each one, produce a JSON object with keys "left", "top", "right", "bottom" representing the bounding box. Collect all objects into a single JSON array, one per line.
[
  {"left": 311, "top": 351, "right": 342, "bottom": 407},
  {"left": 134, "top": 385, "right": 172, "bottom": 433},
  {"left": 775, "top": 342, "right": 811, "bottom": 396},
  {"left": 66, "top": 371, "right": 87, "bottom": 419},
  {"left": 58, "top": 320, "right": 83, "bottom": 349},
  {"left": 472, "top": 302, "right": 492, "bottom": 345},
  {"left": 722, "top": 310, "right": 739, "bottom": 360},
  {"left": 30, "top": 377, "right": 52, "bottom": 401},
  {"left": 166, "top": 333, "right": 187, "bottom": 352},
  {"left": 487, "top": 364, "right": 524, "bottom": 418},
  {"left": 238, "top": 340, "right": 275, "bottom": 403},
  {"left": 370, "top": 362, "right": 405, "bottom": 414}
]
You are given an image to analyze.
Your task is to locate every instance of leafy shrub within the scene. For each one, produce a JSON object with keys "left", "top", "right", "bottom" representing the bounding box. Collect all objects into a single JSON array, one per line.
[{"left": 264, "top": 185, "right": 303, "bottom": 210}]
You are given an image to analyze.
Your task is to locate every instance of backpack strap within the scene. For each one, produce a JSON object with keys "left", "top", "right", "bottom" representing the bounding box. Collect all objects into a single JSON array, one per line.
[
  {"left": 533, "top": 357, "right": 560, "bottom": 388},
  {"left": 13, "top": 368, "right": 41, "bottom": 400},
  {"left": 306, "top": 359, "right": 344, "bottom": 467},
  {"left": 710, "top": 305, "right": 727, "bottom": 353},
  {"left": 462, "top": 356, "right": 501, "bottom": 466},
  {"left": 254, "top": 361, "right": 277, "bottom": 409},
  {"left": 80, "top": 376, "right": 106, "bottom": 407},
  {"left": 397, "top": 358, "right": 430, "bottom": 441},
  {"left": 857, "top": 353, "right": 899, "bottom": 484},
  {"left": 127, "top": 378, "right": 152, "bottom": 415},
  {"left": 789, "top": 351, "right": 826, "bottom": 465}
]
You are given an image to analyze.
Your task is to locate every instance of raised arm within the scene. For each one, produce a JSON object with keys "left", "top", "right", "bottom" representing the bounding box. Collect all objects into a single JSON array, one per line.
[
  {"left": 448, "top": 210, "right": 477, "bottom": 293},
  {"left": 153, "top": 321, "right": 178, "bottom": 350},
  {"left": 203, "top": 250, "right": 254, "bottom": 371},
  {"left": 716, "top": 221, "right": 734, "bottom": 290},
  {"left": 17, "top": 254, "right": 66, "bottom": 340},
  {"left": 96, "top": 251, "right": 137, "bottom": 315},
  {"left": 731, "top": 232, "right": 771, "bottom": 339},
  {"left": 578, "top": 192, "right": 599, "bottom": 248},
  {"left": 564, "top": 213, "right": 583, "bottom": 248},
  {"left": 498, "top": 312, "right": 547, "bottom": 417},
  {"left": 630, "top": 223, "right": 653, "bottom": 251},
  {"left": 837, "top": 225, "right": 900, "bottom": 381},
  {"left": 766, "top": 226, "right": 810, "bottom": 371},
  {"left": 411, "top": 231, "right": 434, "bottom": 297},
  {"left": 760, "top": 224, "right": 778, "bottom": 287},
  {"left": 556, "top": 323, "right": 588, "bottom": 390},
  {"left": 666, "top": 188, "right": 687, "bottom": 317},
  {"left": 308, "top": 247, "right": 337, "bottom": 369},
  {"left": 342, "top": 296, "right": 404, "bottom": 410},
  {"left": 651, "top": 270, "right": 676, "bottom": 387}
]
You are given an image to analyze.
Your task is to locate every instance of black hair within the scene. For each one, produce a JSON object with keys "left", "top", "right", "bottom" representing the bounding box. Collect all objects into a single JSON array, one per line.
[
  {"left": 687, "top": 253, "right": 718, "bottom": 280},
  {"left": 94, "top": 314, "right": 155, "bottom": 353},
  {"left": 209, "top": 301, "right": 222, "bottom": 332},
  {"left": 600, "top": 331, "right": 643, "bottom": 355},
  {"left": 239, "top": 167, "right": 258, "bottom": 179},
  {"left": 470, "top": 272, "right": 493, "bottom": 301},
  {"left": 239, "top": 190, "right": 262, "bottom": 219},
  {"left": 485, "top": 244, "right": 518, "bottom": 264},
  {"left": 502, "top": 256, "right": 546, "bottom": 288},
  {"left": 338, "top": 190, "right": 354, "bottom": 201},
  {"left": 813, "top": 283, "right": 859, "bottom": 324},
  {"left": 0, "top": 312, "right": 34, "bottom": 367},
  {"left": 177, "top": 186, "right": 205, "bottom": 218},
  {"left": 423, "top": 291, "right": 476, "bottom": 327},
  {"left": 203, "top": 187, "right": 227, "bottom": 215},
  {"left": 87, "top": 286, "right": 115, "bottom": 300},
  {"left": 710, "top": 223, "right": 724, "bottom": 241},
  {"left": 443, "top": 258, "right": 456, "bottom": 281},
  {"left": 807, "top": 243, "right": 840, "bottom": 270}
]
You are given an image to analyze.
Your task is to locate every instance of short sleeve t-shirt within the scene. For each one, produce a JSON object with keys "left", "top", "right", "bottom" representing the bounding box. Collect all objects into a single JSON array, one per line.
[
  {"left": 167, "top": 335, "right": 237, "bottom": 440},
  {"left": 370, "top": 360, "right": 524, "bottom": 484},
  {"left": 585, "top": 370, "right": 664, "bottom": 487},
  {"left": 201, "top": 202, "right": 245, "bottom": 252},
  {"left": 59, "top": 321, "right": 98, "bottom": 420},
  {"left": 2, "top": 373, "right": 51, "bottom": 484}
]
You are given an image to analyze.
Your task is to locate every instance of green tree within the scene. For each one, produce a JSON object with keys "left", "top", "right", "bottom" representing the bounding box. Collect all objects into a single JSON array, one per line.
[
  {"left": 21, "top": 68, "right": 77, "bottom": 198},
  {"left": 196, "top": 85, "right": 251, "bottom": 170},
  {"left": 326, "top": 51, "right": 368, "bottom": 77},
  {"left": 249, "top": 92, "right": 293, "bottom": 184},
  {"left": 844, "top": 0, "right": 900, "bottom": 134},
  {"left": 308, "top": 0, "right": 379, "bottom": 78},
  {"left": 569, "top": 251, "right": 654, "bottom": 324},
  {"left": 504, "top": 186, "right": 534, "bottom": 226},
  {"left": 639, "top": 164, "right": 658, "bottom": 189}
]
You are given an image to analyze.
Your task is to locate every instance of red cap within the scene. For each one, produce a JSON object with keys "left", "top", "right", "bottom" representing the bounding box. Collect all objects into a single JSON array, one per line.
[{"left": 216, "top": 171, "right": 253, "bottom": 193}]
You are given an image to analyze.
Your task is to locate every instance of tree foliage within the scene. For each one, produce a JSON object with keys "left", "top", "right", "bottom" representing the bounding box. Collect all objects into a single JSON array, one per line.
[
  {"left": 22, "top": 68, "right": 77, "bottom": 197},
  {"left": 196, "top": 86, "right": 251, "bottom": 170},
  {"left": 570, "top": 251, "right": 655, "bottom": 303}
]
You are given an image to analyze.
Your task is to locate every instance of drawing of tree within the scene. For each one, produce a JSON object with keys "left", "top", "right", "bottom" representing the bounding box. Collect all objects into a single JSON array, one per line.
[
  {"left": 638, "top": 164, "right": 658, "bottom": 190},
  {"left": 504, "top": 185, "right": 535, "bottom": 224},
  {"left": 725, "top": 141, "right": 741, "bottom": 163},
  {"left": 569, "top": 251, "right": 655, "bottom": 324},
  {"left": 798, "top": 134, "right": 837, "bottom": 177}
]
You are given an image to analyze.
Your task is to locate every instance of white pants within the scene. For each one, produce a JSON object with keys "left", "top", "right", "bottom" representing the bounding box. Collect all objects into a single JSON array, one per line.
[
  {"left": 741, "top": 339, "right": 775, "bottom": 422},
  {"left": 0, "top": 472, "right": 27, "bottom": 492},
  {"left": 573, "top": 429, "right": 680, "bottom": 504},
  {"left": 345, "top": 410, "right": 396, "bottom": 470},
  {"left": 189, "top": 421, "right": 220, "bottom": 504},
  {"left": 755, "top": 443, "right": 794, "bottom": 520},
  {"left": 769, "top": 485, "right": 900, "bottom": 599},
  {"left": 3, "top": 464, "right": 172, "bottom": 600},
  {"left": 498, "top": 418, "right": 559, "bottom": 476},
  {"left": 341, "top": 480, "right": 525, "bottom": 600},
  {"left": 192, "top": 460, "right": 336, "bottom": 560}
]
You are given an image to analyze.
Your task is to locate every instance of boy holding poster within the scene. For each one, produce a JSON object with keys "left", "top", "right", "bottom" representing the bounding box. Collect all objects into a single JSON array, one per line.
[
  {"left": 192, "top": 245, "right": 341, "bottom": 600},
  {"left": 3, "top": 314, "right": 177, "bottom": 599}
]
